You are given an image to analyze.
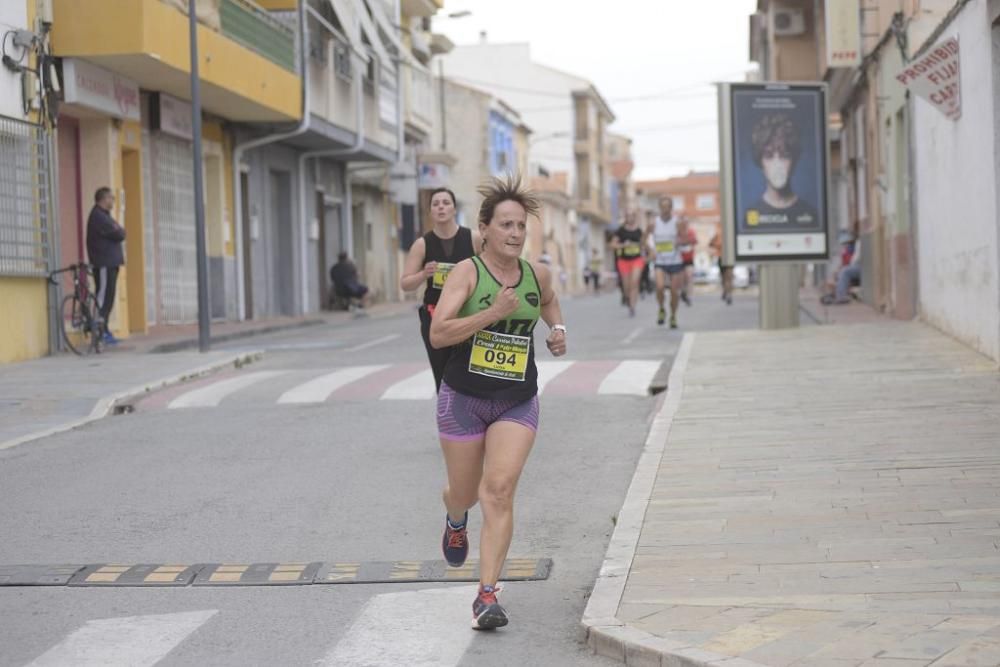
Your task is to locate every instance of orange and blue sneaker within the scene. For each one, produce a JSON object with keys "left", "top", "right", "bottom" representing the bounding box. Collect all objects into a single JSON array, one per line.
[
  {"left": 442, "top": 513, "right": 469, "bottom": 567},
  {"left": 472, "top": 585, "right": 508, "bottom": 629}
]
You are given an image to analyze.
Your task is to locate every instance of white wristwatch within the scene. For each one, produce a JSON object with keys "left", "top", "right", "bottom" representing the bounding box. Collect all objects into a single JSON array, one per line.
[{"left": 551, "top": 324, "right": 567, "bottom": 334}]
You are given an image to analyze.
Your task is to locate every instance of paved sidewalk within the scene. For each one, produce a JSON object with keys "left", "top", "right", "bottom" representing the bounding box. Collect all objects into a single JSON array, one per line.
[
  {"left": 0, "top": 349, "right": 261, "bottom": 452},
  {"left": 0, "top": 302, "right": 417, "bottom": 451},
  {"left": 585, "top": 321, "right": 1000, "bottom": 666}
]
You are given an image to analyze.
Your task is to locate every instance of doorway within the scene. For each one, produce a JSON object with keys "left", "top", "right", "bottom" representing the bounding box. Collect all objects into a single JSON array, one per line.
[
  {"left": 269, "top": 170, "right": 295, "bottom": 317},
  {"left": 240, "top": 171, "right": 253, "bottom": 320},
  {"left": 122, "top": 148, "right": 146, "bottom": 333}
]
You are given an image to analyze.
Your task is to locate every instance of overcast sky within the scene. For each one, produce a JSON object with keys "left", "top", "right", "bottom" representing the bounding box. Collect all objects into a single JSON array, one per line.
[{"left": 433, "top": 0, "right": 758, "bottom": 182}]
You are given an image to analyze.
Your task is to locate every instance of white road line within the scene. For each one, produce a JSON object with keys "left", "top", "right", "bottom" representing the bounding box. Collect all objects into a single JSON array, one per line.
[
  {"left": 381, "top": 368, "right": 436, "bottom": 400},
  {"left": 598, "top": 360, "right": 662, "bottom": 396},
  {"left": 621, "top": 327, "right": 643, "bottom": 344},
  {"left": 536, "top": 360, "right": 574, "bottom": 395},
  {"left": 321, "top": 586, "right": 476, "bottom": 667},
  {"left": 26, "top": 610, "right": 217, "bottom": 667},
  {"left": 277, "top": 365, "right": 388, "bottom": 404},
  {"left": 167, "top": 371, "right": 286, "bottom": 409},
  {"left": 346, "top": 334, "right": 400, "bottom": 353}
]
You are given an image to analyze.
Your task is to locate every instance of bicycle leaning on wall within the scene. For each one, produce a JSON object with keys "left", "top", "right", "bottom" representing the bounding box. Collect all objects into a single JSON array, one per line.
[{"left": 49, "top": 263, "right": 105, "bottom": 355}]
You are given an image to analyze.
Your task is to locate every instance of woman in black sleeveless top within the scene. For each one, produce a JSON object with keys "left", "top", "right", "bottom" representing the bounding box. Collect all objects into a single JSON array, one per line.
[{"left": 400, "top": 188, "right": 480, "bottom": 391}]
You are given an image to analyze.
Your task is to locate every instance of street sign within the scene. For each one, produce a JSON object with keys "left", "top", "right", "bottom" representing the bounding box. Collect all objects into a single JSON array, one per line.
[
  {"left": 896, "top": 37, "right": 961, "bottom": 120},
  {"left": 718, "top": 82, "right": 831, "bottom": 264}
]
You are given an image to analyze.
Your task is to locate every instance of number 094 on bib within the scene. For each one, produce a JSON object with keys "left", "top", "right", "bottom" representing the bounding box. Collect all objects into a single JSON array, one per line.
[{"left": 469, "top": 330, "right": 530, "bottom": 381}]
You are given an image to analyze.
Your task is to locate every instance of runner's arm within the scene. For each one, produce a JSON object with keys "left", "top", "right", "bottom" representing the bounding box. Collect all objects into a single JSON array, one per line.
[
  {"left": 400, "top": 237, "right": 433, "bottom": 292},
  {"left": 533, "top": 263, "right": 567, "bottom": 356},
  {"left": 429, "top": 260, "right": 501, "bottom": 349}
]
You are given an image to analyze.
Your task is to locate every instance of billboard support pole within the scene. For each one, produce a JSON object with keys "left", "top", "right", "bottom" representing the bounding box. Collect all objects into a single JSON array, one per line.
[{"left": 759, "top": 264, "right": 800, "bottom": 329}]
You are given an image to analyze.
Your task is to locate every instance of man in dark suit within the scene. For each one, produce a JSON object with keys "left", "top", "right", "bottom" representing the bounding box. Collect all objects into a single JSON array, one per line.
[{"left": 86, "top": 187, "right": 126, "bottom": 344}]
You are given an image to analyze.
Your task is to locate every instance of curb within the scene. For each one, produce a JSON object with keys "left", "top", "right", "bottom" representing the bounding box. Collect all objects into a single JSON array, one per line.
[
  {"left": 580, "top": 334, "right": 769, "bottom": 667},
  {"left": 148, "top": 319, "right": 325, "bottom": 353},
  {"left": 0, "top": 350, "right": 263, "bottom": 453}
]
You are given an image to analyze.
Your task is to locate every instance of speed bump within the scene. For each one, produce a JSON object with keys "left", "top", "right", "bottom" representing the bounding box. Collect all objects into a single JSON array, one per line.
[
  {"left": 314, "top": 558, "right": 552, "bottom": 584},
  {"left": 0, "top": 558, "right": 551, "bottom": 586},
  {"left": 69, "top": 564, "right": 204, "bottom": 587},
  {"left": 0, "top": 564, "right": 86, "bottom": 586},
  {"left": 192, "top": 562, "right": 323, "bottom": 586}
]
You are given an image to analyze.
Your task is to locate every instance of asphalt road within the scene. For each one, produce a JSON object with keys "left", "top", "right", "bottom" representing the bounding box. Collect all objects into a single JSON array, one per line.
[{"left": 0, "top": 286, "right": 758, "bottom": 667}]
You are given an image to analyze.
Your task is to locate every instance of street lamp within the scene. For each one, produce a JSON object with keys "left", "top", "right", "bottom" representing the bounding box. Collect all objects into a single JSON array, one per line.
[
  {"left": 188, "top": 0, "right": 210, "bottom": 352},
  {"left": 433, "top": 10, "right": 472, "bottom": 151}
]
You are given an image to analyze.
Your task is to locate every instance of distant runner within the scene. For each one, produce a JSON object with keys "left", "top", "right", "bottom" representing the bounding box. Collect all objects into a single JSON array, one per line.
[
  {"left": 400, "top": 188, "right": 480, "bottom": 392},
  {"left": 648, "top": 195, "right": 687, "bottom": 328},
  {"left": 679, "top": 223, "right": 697, "bottom": 306},
  {"left": 610, "top": 212, "right": 646, "bottom": 318}
]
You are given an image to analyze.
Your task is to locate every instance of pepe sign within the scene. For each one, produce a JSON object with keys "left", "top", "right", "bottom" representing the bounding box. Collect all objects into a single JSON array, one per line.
[{"left": 896, "top": 37, "right": 961, "bottom": 120}]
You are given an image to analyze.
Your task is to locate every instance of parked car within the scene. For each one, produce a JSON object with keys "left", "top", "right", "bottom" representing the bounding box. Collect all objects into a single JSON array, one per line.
[
  {"left": 693, "top": 265, "right": 720, "bottom": 284},
  {"left": 733, "top": 265, "right": 750, "bottom": 288}
]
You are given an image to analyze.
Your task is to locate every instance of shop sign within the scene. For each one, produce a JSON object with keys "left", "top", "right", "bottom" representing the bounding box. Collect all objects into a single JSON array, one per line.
[
  {"left": 152, "top": 93, "right": 194, "bottom": 141},
  {"left": 418, "top": 162, "right": 450, "bottom": 189},
  {"left": 62, "top": 58, "right": 140, "bottom": 121},
  {"left": 896, "top": 37, "right": 961, "bottom": 120},
  {"left": 825, "top": 0, "right": 861, "bottom": 67}
]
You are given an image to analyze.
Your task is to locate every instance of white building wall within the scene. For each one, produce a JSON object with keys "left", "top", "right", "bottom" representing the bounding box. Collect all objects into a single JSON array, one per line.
[
  {"left": 0, "top": 3, "right": 28, "bottom": 118},
  {"left": 912, "top": 0, "right": 1000, "bottom": 360},
  {"left": 441, "top": 43, "right": 586, "bottom": 189}
]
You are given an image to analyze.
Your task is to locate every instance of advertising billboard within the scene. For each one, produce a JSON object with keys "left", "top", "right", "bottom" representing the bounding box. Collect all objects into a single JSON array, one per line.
[{"left": 719, "top": 83, "right": 830, "bottom": 264}]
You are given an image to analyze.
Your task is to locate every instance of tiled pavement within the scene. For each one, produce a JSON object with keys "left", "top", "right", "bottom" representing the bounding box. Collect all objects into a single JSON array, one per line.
[{"left": 586, "top": 321, "right": 1000, "bottom": 666}]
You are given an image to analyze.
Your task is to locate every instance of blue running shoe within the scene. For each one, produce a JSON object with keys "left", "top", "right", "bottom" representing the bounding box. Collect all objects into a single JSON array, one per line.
[
  {"left": 442, "top": 513, "right": 468, "bottom": 567},
  {"left": 472, "top": 585, "right": 508, "bottom": 630},
  {"left": 102, "top": 331, "right": 120, "bottom": 345}
]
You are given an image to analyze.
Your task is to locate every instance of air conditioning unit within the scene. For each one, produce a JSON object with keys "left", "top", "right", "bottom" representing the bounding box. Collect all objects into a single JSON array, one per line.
[{"left": 773, "top": 7, "right": 806, "bottom": 37}]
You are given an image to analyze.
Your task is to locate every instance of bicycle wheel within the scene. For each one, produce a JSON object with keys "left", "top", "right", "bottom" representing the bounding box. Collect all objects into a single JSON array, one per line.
[
  {"left": 84, "top": 294, "right": 104, "bottom": 355},
  {"left": 60, "top": 294, "right": 85, "bottom": 355}
]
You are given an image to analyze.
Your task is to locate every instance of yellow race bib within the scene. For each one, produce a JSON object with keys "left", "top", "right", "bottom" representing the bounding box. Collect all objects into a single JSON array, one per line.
[
  {"left": 432, "top": 262, "right": 456, "bottom": 289},
  {"left": 469, "top": 330, "right": 529, "bottom": 381},
  {"left": 655, "top": 240, "right": 675, "bottom": 254},
  {"left": 622, "top": 243, "right": 642, "bottom": 258}
]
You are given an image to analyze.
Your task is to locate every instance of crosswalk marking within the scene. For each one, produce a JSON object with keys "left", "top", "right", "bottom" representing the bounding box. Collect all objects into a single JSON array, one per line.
[
  {"left": 598, "top": 360, "right": 662, "bottom": 396},
  {"left": 168, "top": 371, "right": 287, "bottom": 409},
  {"left": 152, "top": 361, "right": 659, "bottom": 410},
  {"left": 277, "top": 365, "right": 388, "bottom": 404},
  {"left": 321, "top": 586, "right": 475, "bottom": 667},
  {"left": 381, "top": 368, "right": 436, "bottom": 400},
  {"left": 26, "top": 610, "right": 217, "bottom": 667},
  {"left": 536, "top": 360, "right": 574, "bottom": 393},
  {"left": 346, "top": 333, "right": 400, "bottom": 353}
]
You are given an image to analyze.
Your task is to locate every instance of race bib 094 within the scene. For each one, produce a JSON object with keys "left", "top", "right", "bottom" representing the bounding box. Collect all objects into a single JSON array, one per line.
[{"left": 469, "top": 330, "right": 529, "bottom": 381}]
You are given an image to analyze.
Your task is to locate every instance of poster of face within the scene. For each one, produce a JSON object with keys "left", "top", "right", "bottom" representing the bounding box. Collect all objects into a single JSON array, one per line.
[{"left": 728, "top": 83, "right": 829, "bottom": 262}]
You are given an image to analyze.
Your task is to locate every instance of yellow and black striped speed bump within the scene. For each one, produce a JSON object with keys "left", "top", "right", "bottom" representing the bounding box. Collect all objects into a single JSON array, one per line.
[
  {"left": 0, "top": 559, "right": 551, "bottom": 587},
  {"left": 192, "top": 562, "right": 323, "bottom": 586},
  {"left": 314, "top": 558, "right": 552, "bottom": 584},
  {"left": 69, "top": 564, "right": 205, "bottom": 587}
]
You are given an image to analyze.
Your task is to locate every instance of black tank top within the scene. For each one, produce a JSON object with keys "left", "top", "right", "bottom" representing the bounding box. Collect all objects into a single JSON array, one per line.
[{"left": 423, "top": 226, "right": 475, "bottom": 305}]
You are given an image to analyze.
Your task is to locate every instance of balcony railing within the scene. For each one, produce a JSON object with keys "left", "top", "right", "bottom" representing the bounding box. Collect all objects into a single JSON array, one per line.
[
  {"left": 404, "top": 63, "right": 434, "bottom": 130},
  {"left": 219, "top": 0, "right": 296, "bottom": 72}
]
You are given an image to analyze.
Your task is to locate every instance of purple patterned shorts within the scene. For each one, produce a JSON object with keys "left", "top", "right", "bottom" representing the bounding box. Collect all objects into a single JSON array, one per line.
[{"left": 437, "top": 383, "right": 539, "bottom": 441}]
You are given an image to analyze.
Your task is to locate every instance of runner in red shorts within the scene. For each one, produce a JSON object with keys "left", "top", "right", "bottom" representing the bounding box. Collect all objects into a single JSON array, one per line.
[{"left": 610, "top": 212, "right": 646, "bottom": 318}]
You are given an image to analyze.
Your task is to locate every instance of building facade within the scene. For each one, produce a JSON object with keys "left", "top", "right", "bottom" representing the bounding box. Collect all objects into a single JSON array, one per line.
[
  {"left": 1, "top": 0, "right": 447, "bottom": 364},
  {"left": 0, "top": 0, "right": 56, "bottom": 363},
  {"left": 438, "top": 40, "right": 617, "bottom": 283},
  {"left": 749, "top": 0, "right": 1000, "bottom": 361}
]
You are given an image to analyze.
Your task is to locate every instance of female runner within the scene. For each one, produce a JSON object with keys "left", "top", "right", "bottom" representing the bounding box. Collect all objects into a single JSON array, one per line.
[{"left": 429, "top": 175, "right": 567, "bottom": 629}]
